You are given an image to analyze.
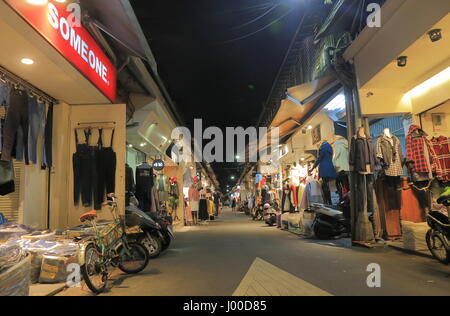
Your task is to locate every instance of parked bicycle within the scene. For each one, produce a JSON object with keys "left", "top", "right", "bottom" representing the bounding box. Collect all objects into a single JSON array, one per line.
[{"left": 78, "top": 194, "right": 150, "bottom": 294}]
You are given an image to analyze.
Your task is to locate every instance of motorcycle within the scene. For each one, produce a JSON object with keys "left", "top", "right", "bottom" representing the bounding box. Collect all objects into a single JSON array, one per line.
[
  {"left": 125, "top": 205, "right": 166, "bottom": 259},
  {"left": 426, "top": 210, "right": 450, "bottom": 264},
  {"left": 310, "top": 194, "right": 351, "bottom": 240},
  {"left": 252, "top": 202, "right": 265, "bottom": 221},
  {"left": 126, "top": 193, "right": 174, "bottom": 257},
  {"left": 146, "top": 210, "right": 174, "bottom": 251}
]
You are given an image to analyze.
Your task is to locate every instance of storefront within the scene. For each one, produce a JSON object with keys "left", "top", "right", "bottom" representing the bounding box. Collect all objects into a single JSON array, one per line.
[
  {"left": 343, "top": 1, "right": 450, "bottom": 249},
  {"left": 126, "top": 97, "right": 187, "bottom": 225},
  {"left": 0, "top": 0, "right": 126, "bottom": 230}
]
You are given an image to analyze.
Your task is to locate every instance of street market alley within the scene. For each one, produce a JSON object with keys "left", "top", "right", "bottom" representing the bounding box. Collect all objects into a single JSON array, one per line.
[{"left": 59, "top": 208, "right": 449, "bottom": 296}]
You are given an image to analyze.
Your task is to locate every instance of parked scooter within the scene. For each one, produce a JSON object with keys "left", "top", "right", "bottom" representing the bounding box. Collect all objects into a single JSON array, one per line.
[
  {"left": 126, "top": 193, "right": 174, "bottom": 257},
  {"left": 125, "top": 205, "right": 166, "bottom": 258},
  {"left": 310, "top": 194, "right": 351, "bottom": 240},
  {"left": 263, "top": 203, "right": 277, "bottom": 226},
  {"left": 146, "top": 210, "right": 174, "bottom": 251},
  {"left": 252, "top": 202, "right": 265, "bottom": 221}
]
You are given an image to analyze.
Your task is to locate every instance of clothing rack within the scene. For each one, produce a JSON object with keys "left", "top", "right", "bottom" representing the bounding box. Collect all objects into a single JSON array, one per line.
[
  {"left": 76, "top": 121, "right": 116, "bottom": 129},
  {"left": 0, "top": 64, "right": 57, "bottom": 105}
]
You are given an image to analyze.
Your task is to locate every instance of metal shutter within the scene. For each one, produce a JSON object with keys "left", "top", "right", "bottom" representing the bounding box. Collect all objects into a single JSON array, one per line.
[{"left": 0, "top": 160, "right": 23, "bottom": 222}]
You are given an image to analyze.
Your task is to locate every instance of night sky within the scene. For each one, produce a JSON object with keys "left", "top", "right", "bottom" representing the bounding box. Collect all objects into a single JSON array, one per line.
[{"left": 130, "top": 0, "right": 306, "bottom": 190}]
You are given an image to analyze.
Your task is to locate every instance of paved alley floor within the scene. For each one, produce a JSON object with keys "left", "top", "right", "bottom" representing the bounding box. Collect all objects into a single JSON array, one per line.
[{"left": 63, "top": 208, "right": 449, "bottom": 296}]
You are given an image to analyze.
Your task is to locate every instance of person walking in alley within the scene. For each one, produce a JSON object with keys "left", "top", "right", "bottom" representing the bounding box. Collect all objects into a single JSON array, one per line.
[{"left": 231, "top": 197, "right": 237, "bottom": 212}]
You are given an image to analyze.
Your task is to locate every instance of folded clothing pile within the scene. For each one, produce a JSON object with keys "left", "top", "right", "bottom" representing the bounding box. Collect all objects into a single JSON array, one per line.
[
  {"left": 0, "top": 243, "right": 30, "bottom": 296},
  {"left": 0, "top": 223, "right": 34, "bottom": 241}
]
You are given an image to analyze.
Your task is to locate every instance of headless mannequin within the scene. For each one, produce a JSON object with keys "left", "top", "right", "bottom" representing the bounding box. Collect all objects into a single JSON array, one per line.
[{"left": 358, "top": 127, "right": 372, "bottom": 175}]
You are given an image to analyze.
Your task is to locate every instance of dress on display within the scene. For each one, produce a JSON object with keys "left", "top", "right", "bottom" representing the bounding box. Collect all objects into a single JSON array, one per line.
[{"left": 198, "top": 189, "right": 209, "bottom": 221}]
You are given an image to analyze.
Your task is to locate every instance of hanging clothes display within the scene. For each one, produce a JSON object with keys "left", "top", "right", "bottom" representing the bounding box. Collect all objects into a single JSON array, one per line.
[
  {"left": 281, "top": 182, "right": 293, "bottom": 213},
  {"left": 405, "top": 125, "right": 435, "bottom": 176},
  {"left": 1, "top": 89, "right": 29, "bottom": 165},
  {"left": 96, "top": 129, "right": 116, "bottom": 209},
  {"left": 299, "top": 178, "right": 324, "bottom": 210},
  {"left": 333, "top": 137, "right": 350, "bottom": 173},
  {"left": 430, "top": 136, "right": 450, "bottom": 182},
  {"left": 156, "top": 174, "right": 170, "bottom": 202},
  {"left": 135, "top": 162, "right": 153, "bottom": 212},
  {"left": 198, "top": 188, "right": 209, "bottom": 221},
  {"left": 73, "top": 129, "right": 95, "bottom": 208}
]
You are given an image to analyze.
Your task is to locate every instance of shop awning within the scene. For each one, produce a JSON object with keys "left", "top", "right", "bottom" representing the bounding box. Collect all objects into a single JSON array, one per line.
[
  {"left": 242, "top": 77, "right": 341, "bottom": 160},
  {"left": 270, "top": 77, "right": 340, "bottom": 141},
  {"left": 80, "top": 0, "right": 157, "bottom": 71}
]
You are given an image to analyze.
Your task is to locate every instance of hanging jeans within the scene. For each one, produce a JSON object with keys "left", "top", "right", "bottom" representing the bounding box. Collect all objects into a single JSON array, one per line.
[
  {"left": 95, "top": 129, "right": 116, "bottom": 210},
  {"left": 96, "top": 147, "right": 116, "bottom": 208},
  {"left": 73, "top": 130, "right": 98, "bottom": 208},
  {"left": 1, "top": 89, "right": 29, "bottom": 165},
  {"left": 42, "top": 103, "right": 53, "bottom": 169},
  {"left": 16, "top": 96, "right": 45, "bottom": 164},
  {"left": 356, "top": 174, "right": 375, "bottom": 215}
]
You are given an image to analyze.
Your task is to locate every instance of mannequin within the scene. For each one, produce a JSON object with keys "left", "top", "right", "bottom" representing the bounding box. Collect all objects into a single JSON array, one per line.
[
  {"left": 350, "top": 126, "right": 376, "bottom": 243},
  {"left": 333, "top": 135, "right": 350, "bottom": 199},
  {"left": 376, "top": 127, "right": 404, "bottom": 207},
  {"left": 188, "top": 181, "right": 200, "bottom": 225},
  {"left": 311, "top": 140, "right": 336, "bottom": 204}
]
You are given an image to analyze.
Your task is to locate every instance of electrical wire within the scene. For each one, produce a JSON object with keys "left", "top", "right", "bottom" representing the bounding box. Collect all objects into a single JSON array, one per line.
[
  {"left": 230, "top": 4, "right": 280, "bottom": 30},
  {"left": 215, "top": 2, "right": 275, "bottom": 16},
  {"left": 216, "top": 7, "right": 297, "bottom": 45}
]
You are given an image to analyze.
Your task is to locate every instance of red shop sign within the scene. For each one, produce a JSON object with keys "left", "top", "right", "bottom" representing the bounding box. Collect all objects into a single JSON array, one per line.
[{"left": 5, "top": 0, "right": 117, "bottom": 102}]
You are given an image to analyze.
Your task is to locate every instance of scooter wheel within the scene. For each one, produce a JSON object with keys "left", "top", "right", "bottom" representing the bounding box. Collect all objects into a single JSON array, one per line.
[
  {"left": 314, "top": 225, "right": 332, "bottom": 240},
  {"left": 138, "top": 235, "right": 162, "bottom": 259}
]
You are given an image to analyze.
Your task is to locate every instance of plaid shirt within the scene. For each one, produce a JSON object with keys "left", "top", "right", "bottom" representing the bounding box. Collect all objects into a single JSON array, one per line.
[
  {"left": 431, "top": 136, "right": 450, "bottom": 182},
  {"left": 406, "top": 125, "right": 436, "bottom": 173}
]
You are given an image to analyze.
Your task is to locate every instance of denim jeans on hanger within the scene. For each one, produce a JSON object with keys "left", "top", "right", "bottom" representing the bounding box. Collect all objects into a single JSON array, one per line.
[
  {"left": 1, "top": 89, "right": 29, "bottom": 165},
  {"left": 42, "top": 103, "right": 53, "bottom": 169},
  {"left": 28, "top": 96, "right": 45, "bottom": 164}
]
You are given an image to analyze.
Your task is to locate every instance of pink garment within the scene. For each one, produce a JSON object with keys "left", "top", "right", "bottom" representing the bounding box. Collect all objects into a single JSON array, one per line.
[{"left": 189, "top": 186, "right": 200, "bottom": 201}]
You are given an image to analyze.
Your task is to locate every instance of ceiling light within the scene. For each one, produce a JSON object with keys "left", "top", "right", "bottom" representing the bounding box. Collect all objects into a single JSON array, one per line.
[
  {"left": 406, "top": 66, "right": 450, "bottom": 98},
  {"left": 397, "top": 56, "right": 408, "bottom": 67},
  {"left": 128, "top": 144, "right": 133, "bottom": 148},
  {"left": 307, "top": 125, "right": 313, "bottom": 130},
  {"left": 21, "top": 58, "right": 34, "bottom": 65},
  {"left": 26, "top": 0, "right": 48, "bottom": 5},
  {"left": 428, "top": 29, "right": 442, "bottom": 42}
]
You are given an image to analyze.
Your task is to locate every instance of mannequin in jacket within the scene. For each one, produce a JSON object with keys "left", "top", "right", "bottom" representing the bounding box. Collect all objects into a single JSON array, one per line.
[{"left": 310, "top": 140, "right": 337, "bottom": 205}]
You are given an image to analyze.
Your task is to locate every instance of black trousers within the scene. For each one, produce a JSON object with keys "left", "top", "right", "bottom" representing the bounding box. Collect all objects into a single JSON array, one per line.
[
  {"left": 1, "top": 89, "right": 29, "bottom": 164},
  {"left": 96, "top": 147, "right": 116, "bottom": 209},
  {"left": 42, "top": 103, "right": 53, "bottom": 169},
  {"left": 385, "top": 176, "right": 402, "bottom": 210},
  {"left": 73, "top": 144, "right": 99, "bottom": 208},
  {"left": 322, "top": 178, "right": 332, "bottom": 205}
]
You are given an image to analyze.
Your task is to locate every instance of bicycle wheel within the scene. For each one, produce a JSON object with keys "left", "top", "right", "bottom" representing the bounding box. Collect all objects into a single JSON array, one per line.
[
  {"left": 426, "top": 230, "right": 450, "bottom": 264},
  {"left": 118, "top": 242, "right": 150, "bottom": 274},
  {"left": 81, "top": 244, "right": 108, "bottom": 294}
]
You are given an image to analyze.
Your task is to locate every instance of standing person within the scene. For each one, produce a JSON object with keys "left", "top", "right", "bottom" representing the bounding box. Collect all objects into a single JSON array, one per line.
[
  {"left": 213, "top": 191, "right": 220, "bottom": 217},
  {"left": 231, "top": 197, "right": 237, "bottom": 212}
]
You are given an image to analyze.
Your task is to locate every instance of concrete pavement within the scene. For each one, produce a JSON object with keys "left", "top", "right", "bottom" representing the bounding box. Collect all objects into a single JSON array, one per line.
[{"left": 60, "top": 208, "right": 449, "bottom": 296}]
